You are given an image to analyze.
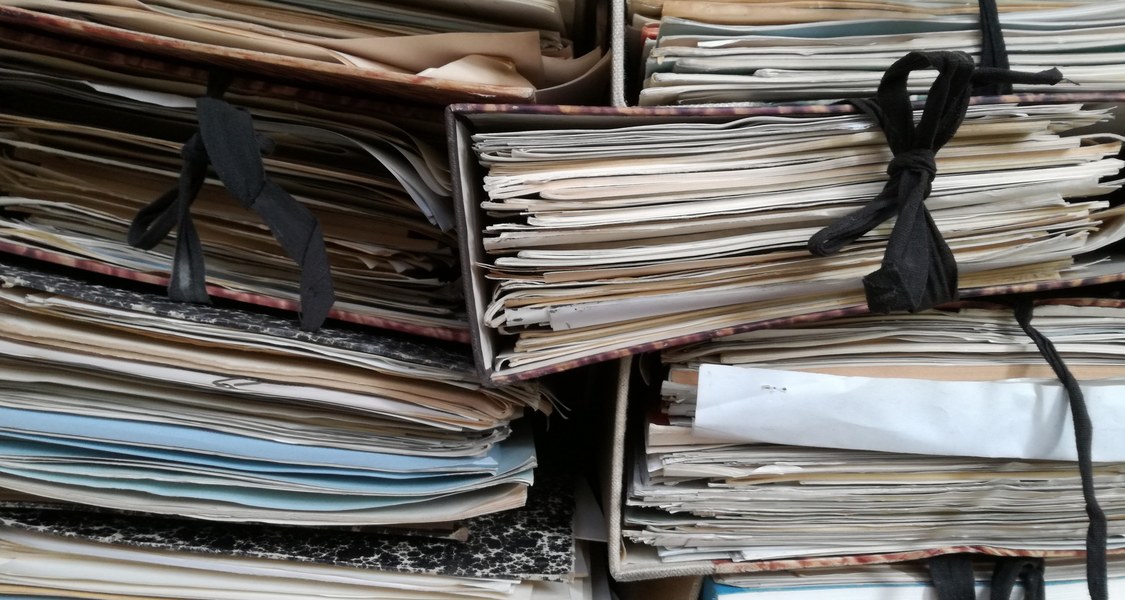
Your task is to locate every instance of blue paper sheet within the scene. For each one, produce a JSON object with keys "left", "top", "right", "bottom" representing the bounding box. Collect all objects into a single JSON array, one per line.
[{"left": 0, "top": 407, "right": 498, "bottom": 473}]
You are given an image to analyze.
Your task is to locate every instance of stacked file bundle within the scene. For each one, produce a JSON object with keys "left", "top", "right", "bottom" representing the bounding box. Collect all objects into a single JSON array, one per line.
[
  {"left": 702, "top": 559, "right": 1125, "bottom": 600},
  {"left": 625, "top": 300, "right": 1125, "bottom": 568},
  {"left": 0, "top": 261, "right": 547, "bottom": 525},
  {"left": 0, "top": 257, "right": 603, "bottom": 596},
  {"left": 629, "top": 0, "right": 1125, "bottom": 105},
  {"left": 465, "top": 100, "right": 1125, "bottom": 381},
  {"left": 0, "top": 37, "right": 471, "bottom": 340},
  {"left": 0, "top": 0, "right": 607, "bottom": 103},
  {"left": 0, "top": 476, "right": 588, "bottom": 599},
  {"left": 0, "top": 6, "right": 613, "bottom": 598}
]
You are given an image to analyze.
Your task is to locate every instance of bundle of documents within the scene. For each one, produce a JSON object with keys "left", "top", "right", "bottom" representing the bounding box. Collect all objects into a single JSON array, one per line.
[
  {"left": 0, "top": 261, "right": 547, "bottom": 525},
  {"left": 625, "top": 300, "right": 1125, "bottom": 567},
  {"left": 0, "top": 0, "right": 607, "bottom": 103},
  {"left": 0, "top": 38, "right": 473, "bottom": 340},
  {"left": 630, "top": 0, "right": 1125, "bottom": 105},
  {"left": 463, "top": 100, "right": 1125, "bottom": 382},
  {"left": 702, "top": 559, "right": 1125, "bottom": 600},
  {"left": 0, "top": 475, "right": 594, "bottom": 600}
]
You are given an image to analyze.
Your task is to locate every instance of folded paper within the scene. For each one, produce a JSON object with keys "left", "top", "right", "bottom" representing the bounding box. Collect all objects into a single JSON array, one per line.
[{"left": 694, "top": 364, "right": 1125, "bottom": 461}]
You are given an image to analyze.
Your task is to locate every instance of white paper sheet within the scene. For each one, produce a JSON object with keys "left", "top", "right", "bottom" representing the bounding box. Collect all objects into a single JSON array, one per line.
[{"left": 694, "top": 364, "right": 1125, "bottom": 461}]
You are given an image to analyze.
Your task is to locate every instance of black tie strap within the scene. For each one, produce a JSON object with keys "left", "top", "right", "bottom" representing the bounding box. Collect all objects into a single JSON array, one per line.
[
  {"left": 1015, "top": 300, "right": 1108, "bottom": 600},
  {"left": 127, "top": 74, "right": 335, "bottom": 331},
  {"left": 991, "top": 558, "right": 1046, "bottom": 600},
  {"left": 974, "top": 0, "right": 1012, "bottom": 96},
  {"left": 929, "top": 554, "right": 977, "bottom": 600},
  {"left": 929, "top": 555, "right": 1046, "bottom": 600},
  {"left": 807, "top": 51, "right": 1062, "bottom": 314}
]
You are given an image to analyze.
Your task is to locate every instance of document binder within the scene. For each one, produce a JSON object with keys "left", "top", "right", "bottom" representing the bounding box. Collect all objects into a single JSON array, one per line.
[
  {"left": 0, "top": 261, "right": 547, "bottom": 525},
  {"left": 0, "top": 27, "right": 475, "bottom": 340},
  {"left": 606, "top": 366, "right": 1125, "bottom": 582},
  {"left": 0, "top": 1, "right": 612, "bottom": 106},
  {"left": 448, "top": 97, "right": 1125, "bottom": 384},
  {"left": 652, "top": 298, "right": 1125, "bottom": 599},
  {"left": 0, "top": 475, "right": 584, "bottom": 598},
  {"left": 613, "top": 0, "right": 1125, "bottom": 106}
]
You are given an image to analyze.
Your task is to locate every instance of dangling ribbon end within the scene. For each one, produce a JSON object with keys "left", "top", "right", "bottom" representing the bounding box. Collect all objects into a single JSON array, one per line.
[
  {"left": 166, "top": 282, "right": 213, "bottom": 306},
  {"left": 806, "top": 232, "right": 835, "bottom": 258},
  {"left": 297, "top": 274, "right": 336, "bottom": 332},
  {"left": 1040, "top": 67, "right": 1066, "bottom": 85}
]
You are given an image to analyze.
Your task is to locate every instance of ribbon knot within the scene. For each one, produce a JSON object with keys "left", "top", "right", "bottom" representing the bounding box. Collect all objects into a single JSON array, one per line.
[
  {"left": 127, "top": 74, "right": 335, "bottom": 331},
  {"left": 887, "top": 148, "right": 936, "bottom": 181},
  {"left": 806, "top": 50, "right": 1062, "bottom": 314}
]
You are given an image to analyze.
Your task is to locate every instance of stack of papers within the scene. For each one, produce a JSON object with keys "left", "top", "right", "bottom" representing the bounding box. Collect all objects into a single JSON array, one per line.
[
  {"left": 625, "top": 300, "right": 1125, "bottom": 566},
  {"left": 629, "top": 0, "right": 1125, "bottom": 105},
  {"left": 0, "top": 475, "right": 596, "bottom": 600},
  {"left": 0, "top": 0, "right": 607, "bottom": 103},
  {"left": 466, "top": 100, "right": 1125, "bottom": 381},
  {"left": 0, "top": 44, "right": 472, "bottom": 340},
  {"left": 0, "top": 261, "right": 547, "bottom": 525},
  {"left": 0, "top": 4, "right": 603, "bottom": 598},
  {"left": 703, "top": 559, "right": 1125, "bottom": 600}
]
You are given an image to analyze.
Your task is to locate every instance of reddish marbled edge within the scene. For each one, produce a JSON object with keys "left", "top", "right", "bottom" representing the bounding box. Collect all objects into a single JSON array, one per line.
[
  {"left": 452, "top": 91, "right": 1125, "bottom": 118},
  {"left": 488, "top": 272, "right": 1125, "bottom": 385},
  {"left": 0, "top": 7, "right": 535, "bottom": 106},
  {"left": 950, "top": 297, "right": 1125, "bottom": 311},
  {"left": 0, "top": 241, "right": 470, "bottom": 343}
]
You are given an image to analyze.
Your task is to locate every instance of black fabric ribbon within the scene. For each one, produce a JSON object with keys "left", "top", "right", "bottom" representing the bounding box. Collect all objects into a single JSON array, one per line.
[
  {"left": 929, "top": 554, "right": 977, "bottom": 600},
  {"left": 974, "top": 0, "right": 1013, "bottom": 96},
  {"left": 127, "top": 74, "right": 335, "bottom": 331},
  {"left": 991, "top": 557, "right": 1046, "bottom": 600},
  {"left": 927, "top": 301, "right": 1108, "bottom": 600},
  {"left": 1015, "top": 300, "right": 1108, "bottom": 600},
  {"left": 807, "top": 50, "right": 1062, "bottom": 314},
  {"left": 929, "top": 555, "right": 1046, "bottom": 600}
]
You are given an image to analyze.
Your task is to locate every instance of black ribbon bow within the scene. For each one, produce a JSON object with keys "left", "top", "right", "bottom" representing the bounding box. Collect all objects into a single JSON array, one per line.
[
  {"left": 806, "top": 51, "right": 1062, "bottom": 314},
  {"left": 127, "top": 75, "right": 335, "bottom": 331}
]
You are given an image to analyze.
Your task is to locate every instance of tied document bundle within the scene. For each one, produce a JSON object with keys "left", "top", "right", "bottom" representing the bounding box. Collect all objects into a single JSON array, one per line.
[
  {"left": 628, "top": 0, "right": 1125, "bottom": 105},
  {"left": 461, "top": 100, "right": 1125, "bottom": 382},
  {"left": 0, "top": 48, "right": 474, "bottom": 340},
  {"left": 0, "top": 0, "right": 608, "bottom": 104},
  {"left": 627, "top": 300, "right": 1125, "bottom": 569},
  {"left": 0, "top": 262, "right": 550, "bottom": 527},
  {"left": 0, "top": 14, "right": 608, "bottom": 600},
  {"left": 701, "top": 559, "right": 1125, "bottom": 600},
  {"left": 0, "top": 476, "right": 590, "bottom": 600}
]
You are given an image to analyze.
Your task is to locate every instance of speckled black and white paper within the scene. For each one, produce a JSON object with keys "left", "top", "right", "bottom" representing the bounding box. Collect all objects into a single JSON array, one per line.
[
  {"left": 0, "top": 261, "right": 474, "bottom": 375},
  {"left": 0, "top": 477, "right": 575, "bottom": 581}
]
